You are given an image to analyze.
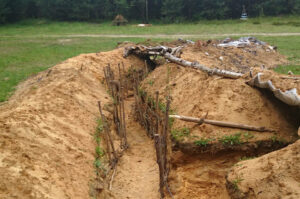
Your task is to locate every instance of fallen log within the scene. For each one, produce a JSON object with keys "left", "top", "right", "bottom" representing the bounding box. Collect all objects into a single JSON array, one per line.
[
  {"left": 124, "top": 45, "right": 243, "bottom": 79},
  {"left": 164, "top": 53, "right": 243, "bottom": 79},
  {"left": 169, "top": 114, "right": 276, "bottom": 132}
]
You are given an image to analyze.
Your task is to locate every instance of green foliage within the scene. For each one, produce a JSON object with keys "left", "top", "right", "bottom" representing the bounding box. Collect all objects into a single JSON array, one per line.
[
  {"left": 138, "top": 87, "right": 146, "bottom": 97},
  {"left": 168, "top": 117, "right": 175, "bottom": 128},
  {"left": 95, "top": 146, "right": 105, "bottom": 158},
  {"left": 219, "top": 133, "right": 241, "bottom": 145},
  {"left": 239, "top": 156, "right": 256, "bottom": 161},
  {"left": 94, "top": 159, "right": 102, "bottom": 169},
  {"left": 194, "top": 138, "right": 213, "bottom": 147},
  {"left": 270, "top": 135, "right": 287, "bottom": 144},
  {"left": 232, "top": 177, "right": 244, "bottom": 191},
  {"left": 1, "top": 0, "right": 300, "bottom": 24},
  {"left": 147, "top": 79, "right": 154, "bottom": 86},
  {"left": 158, "top": 101, "right": 166, "bottom": 113},
  {"left": 171, "top": 127, "right": 190, "bottom": 141},
  {"left": 243, "top": 132, "right": 254, "bottom": 141}
]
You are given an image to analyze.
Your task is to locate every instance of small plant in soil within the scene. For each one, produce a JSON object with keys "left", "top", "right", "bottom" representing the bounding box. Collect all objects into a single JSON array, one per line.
[
  {"left": 239, "top": 156, "right": 256, "bottom": 161},
  {"left": 232, "top": 177, "right": 244, "bottom": 191},
  {"left": 138, "top": 87, "right": 146, "bottom": 97},
  {"left": 158, "top": 101, "right": 166, "bottom": 112},
  {"left": 95, "top": 146, "right": 105, "bottom": 158},
  {"left": 271, "top": 135, "right": 287, "bottom": 144},
  {"left": 171, "top": 127, "right": 190, "bottom": 141},
  {"left": 94, "top": 118, "right": 107, "bottom": 176},
  {"left": 242, "top": 132, "right": 254, "bottom": 141},
  {"left": 219, "top": 133, "right": 241, "bottom": 145},
  {"left": 147, "top": 79, "right": 154, "bottom": 86},
  {"left": 194, "top": 138, "right": 213, "bottom": 147}
]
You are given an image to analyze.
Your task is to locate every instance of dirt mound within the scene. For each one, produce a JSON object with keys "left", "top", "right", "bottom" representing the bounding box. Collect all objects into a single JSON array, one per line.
[
  {"left": 137, "top": 42, "right": 299, "bottom": 198},
  {"left": 0, "top": 47, "right": 144, "bottom": 199},
  {"left": 159, "top": 39, "right": 287, "bottom": 73},
  {"left": 226, "top": 140, "right": 300, "bottom": 199},
  {"left": 141, "top": 63, "right": 298, "bottom": 152}
]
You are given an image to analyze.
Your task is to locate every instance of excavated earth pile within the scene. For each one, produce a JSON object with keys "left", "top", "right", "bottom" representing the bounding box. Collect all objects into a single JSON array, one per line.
[
  {"left": 0, "top": 48, "right": 144, "bottom": 198},
  {"left": 227, "top": 139, "right": 300, "bottom": 199},
  {"left": 135, "top": 39, "right": 299, "bottom": 198}
]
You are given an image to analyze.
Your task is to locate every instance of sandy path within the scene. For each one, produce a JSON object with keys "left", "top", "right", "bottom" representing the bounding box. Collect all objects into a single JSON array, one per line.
[
  {"left": 110, "top": 98, "right": 160, "bottom": 199},
  {"left": 1, "top": 32, "right": 300, "bottom": 38}
]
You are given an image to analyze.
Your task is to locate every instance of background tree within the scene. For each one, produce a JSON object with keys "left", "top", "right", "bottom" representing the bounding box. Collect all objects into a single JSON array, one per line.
[{"left": 0, "top": 0, "right": 299, "bottom": 24}]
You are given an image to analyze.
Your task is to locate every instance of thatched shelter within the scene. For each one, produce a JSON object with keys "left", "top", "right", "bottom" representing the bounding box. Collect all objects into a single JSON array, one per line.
[{"left": 112, "top": 14, "right": 128, "bottom": 26}]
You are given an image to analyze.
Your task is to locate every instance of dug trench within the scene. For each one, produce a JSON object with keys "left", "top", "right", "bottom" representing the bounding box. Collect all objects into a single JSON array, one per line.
[{"left": 0, "top": 39, "right": 299, "bottom": 199}]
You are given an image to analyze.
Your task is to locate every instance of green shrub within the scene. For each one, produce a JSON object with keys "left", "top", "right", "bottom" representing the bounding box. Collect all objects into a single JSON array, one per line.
[
  {"left": 194, "top": 138, "right": 212, "bottom": 147},
  {"left": 171, "top": 127, "right": 190, "bottom": 141},
  {"left": 243, "top": 132, "right": 254, "bottom": 141},
  {"left": 219, "top": 133, "right": 241, "bottom": 145},
  {"left": 232, "top": 177, "right": 244, "bottom": 191}
]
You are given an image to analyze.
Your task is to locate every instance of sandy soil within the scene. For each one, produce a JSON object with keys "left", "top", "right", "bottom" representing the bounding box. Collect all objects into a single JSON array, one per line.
[
  {"left": 139, "top": 42, "right": 299, "bottom": 198},
  {"left": 0, "top": 47, "right": 144, "bottom": 199},
  {"left": 0, "top": 39, "right": 299, "bottom": 199},
  {"left": 142, "top": 64, "right": 298, "bottom": 146},
  {"left": 168, "top": 151, "right": 242, "bottom": 199},
  {"left": 108, "top": 98, "right": 160, "bottom": 199},
  {"left": 227, "top": 140, "right": 300, "bottom": 199}
]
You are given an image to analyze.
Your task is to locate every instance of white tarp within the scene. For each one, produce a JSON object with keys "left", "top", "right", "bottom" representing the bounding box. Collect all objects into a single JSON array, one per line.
[
  {"left": 248, "top": 73, "right": 300, "bottom": 107},
  {"left": 218, "top": 37, "right": 267, "bottom": 48}
]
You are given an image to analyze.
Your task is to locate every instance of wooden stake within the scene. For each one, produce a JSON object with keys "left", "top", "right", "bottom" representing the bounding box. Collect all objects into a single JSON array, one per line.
[
  {"left": 162, "top": 97, "right": 170, "bottom": 174},
  {"left": 98, "top": 101, "right": 117, "bottom": 163},
  {"left": 154, "top": 134, "right": 165, "bottom": 199},
  {"left": 121, "top": 86, "right": 128, "bottom": 149}
]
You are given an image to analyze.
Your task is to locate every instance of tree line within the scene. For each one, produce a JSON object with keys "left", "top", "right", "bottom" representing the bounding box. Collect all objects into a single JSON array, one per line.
[{"left": 0, "top": 0, "right": 299, "bottom": 24}]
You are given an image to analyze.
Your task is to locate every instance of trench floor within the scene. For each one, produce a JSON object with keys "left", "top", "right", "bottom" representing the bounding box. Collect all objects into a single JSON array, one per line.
[{"left": 110, "top": 98, "right": 160, "bottom": 199}]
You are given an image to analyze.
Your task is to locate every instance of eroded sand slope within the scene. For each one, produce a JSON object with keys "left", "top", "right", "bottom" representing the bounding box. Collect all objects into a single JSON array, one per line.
[{"left": 0, "top": 48, "right": 144, "bottom": 199}]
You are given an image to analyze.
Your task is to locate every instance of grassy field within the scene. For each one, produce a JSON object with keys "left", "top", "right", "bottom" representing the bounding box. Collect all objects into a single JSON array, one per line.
[
  {"left": 0, "top": 17, "right": 299, "bottom": 102},
  {"left": 0, "top": 16, "right": 300, "bottom": 36}
]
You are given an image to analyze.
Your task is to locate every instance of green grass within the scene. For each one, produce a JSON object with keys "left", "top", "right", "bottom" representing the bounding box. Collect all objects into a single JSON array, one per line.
[
  {"left": 0, "top": 37, "right": 148, "bottom": 102},
  {"left": 0, "top": 16, "right": 300, "bottom": 36},
  {"left": 261, "top": 36, "right": 300, "bottom": 74},
  {"left": 0, "top": 17, "right": 299, "bottom": 102}
]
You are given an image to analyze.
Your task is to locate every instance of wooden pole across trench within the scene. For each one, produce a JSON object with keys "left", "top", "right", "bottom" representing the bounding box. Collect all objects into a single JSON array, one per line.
[{"left": 169, "top": 114, "right": 276, "bottom": 132}]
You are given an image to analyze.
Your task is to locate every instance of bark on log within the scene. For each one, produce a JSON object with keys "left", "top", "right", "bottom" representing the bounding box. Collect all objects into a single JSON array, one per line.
[
  {"left": 163, "top": 53, "right": 243, "bottom": 79},
  {"left": 169, "top": 114, "right": 276, "bottom": 132},
  {"left": 124, "top": 45, "right": 243, "bottom": 79}
]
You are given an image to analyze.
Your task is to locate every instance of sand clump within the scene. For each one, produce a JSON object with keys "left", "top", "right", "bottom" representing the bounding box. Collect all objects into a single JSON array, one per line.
[
  {"left": 226, "top": 140, "right": 300, "bottom": 199},
  {"left": 0, "top": 47, "right": 144, "bottom": 199}
]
